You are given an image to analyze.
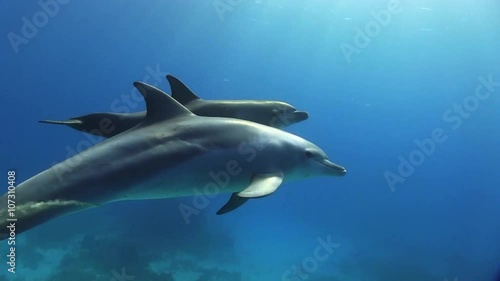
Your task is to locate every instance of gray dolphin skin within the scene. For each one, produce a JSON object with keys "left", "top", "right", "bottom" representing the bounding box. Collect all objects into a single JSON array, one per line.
[
  {"left": 0, "top": 81, "right": 346, "bottom": 240},
  {"left": 39, "top": 75, "right": 309, "bottom": 138}
]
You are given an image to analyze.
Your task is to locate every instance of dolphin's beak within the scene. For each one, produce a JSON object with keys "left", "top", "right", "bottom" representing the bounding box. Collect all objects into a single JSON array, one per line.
[
  {"left": 319, "top": 159, "right": 347, "bottom": 176},
  {"left": 273, "top": 110, "right": 309, "bottom": 128},
  {"left": 291, "top": 111, "right": 309, "bottom": 122}
]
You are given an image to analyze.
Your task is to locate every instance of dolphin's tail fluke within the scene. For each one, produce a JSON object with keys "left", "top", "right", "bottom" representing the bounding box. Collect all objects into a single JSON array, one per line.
[{"left": 38, "top": 119, "right": 82, "bottom": 125}]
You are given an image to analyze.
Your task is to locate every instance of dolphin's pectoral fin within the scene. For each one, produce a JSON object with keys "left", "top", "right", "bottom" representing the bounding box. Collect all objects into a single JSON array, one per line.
[
  {"left": 237, "top": 172, "right": 284, "bottom": 198},
  {"left": 39, "top": 119, "right": 83, "bottom": 125},
  {"left": 166, "top": 75, "right": 201, "bottom": 105},
  {"left": 215, "top": 172, "right": 284, "bottom": 215},
  {"left": 216, "top": 193, "right": 249, "bottom": 215}
]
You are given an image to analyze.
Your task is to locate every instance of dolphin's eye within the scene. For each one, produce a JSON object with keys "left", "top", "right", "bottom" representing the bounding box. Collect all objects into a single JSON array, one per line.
[{"left": 305, "top": 151, "right": 314, "bottom": 158}]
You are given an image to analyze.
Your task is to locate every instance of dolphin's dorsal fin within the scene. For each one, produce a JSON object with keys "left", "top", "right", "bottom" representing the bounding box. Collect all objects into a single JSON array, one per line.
[
  {"left": 133, "top": 82, "right": 193, "bottom": 122},
  {"left": 166, "top": 75, "right": 201, "bottom": 105}
]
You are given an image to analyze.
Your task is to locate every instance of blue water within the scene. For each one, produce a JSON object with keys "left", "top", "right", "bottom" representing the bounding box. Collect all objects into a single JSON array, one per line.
[{"left": 1, "top": 1, "right": 499, "bottom": 280}]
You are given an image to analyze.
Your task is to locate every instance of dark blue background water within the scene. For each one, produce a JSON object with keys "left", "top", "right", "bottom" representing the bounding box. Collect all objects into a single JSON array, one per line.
[{"left": 1, "top": 1, "right": 499, "bottom": 280}]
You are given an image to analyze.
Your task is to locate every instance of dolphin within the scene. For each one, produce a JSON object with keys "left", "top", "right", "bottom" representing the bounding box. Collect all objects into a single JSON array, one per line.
[
  {"left": 39, "top": 75, "right": 309, "bottom": 138},
  {"left": 0, "top": 82, "right": 346, "bottom": 240}
]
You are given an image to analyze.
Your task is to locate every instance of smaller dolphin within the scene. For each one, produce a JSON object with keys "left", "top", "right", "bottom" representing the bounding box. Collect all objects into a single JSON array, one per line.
[{"left": 39, "top": 75, "right": 309, "bottom": 138}]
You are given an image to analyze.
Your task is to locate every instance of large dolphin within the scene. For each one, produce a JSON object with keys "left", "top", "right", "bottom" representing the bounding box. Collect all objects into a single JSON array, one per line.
[
  {"left": 39, "top": 75, "right": 309, "bottom": 138},
  {"left": 0, "top": 82, "right": 346, "bottom": 240}
]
